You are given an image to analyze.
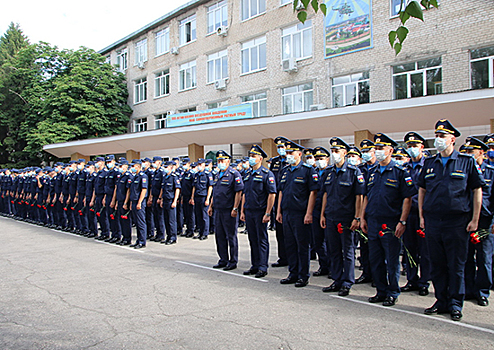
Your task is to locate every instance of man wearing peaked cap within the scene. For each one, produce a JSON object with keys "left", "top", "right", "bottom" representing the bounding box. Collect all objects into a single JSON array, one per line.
[
  {"left": 361, "top": 132, "right": 416, "bottom": 307},
  {"left": 400, "top": 131, "right": 431, "bottom": 297},
  {"left": 158, "top": 160, "right": 181, "bottom": 245},
  {"left": 483, "top": 133, "right": 494, "bottom": 166},
  {"left": 90, "top": 156, "right": 110, "bottom": 240},
  {"left": 277, "top": 138, "right": 319, "bottom": 288},
  {"left": 462, "top": 136, "right": 494, "bottom": 307},
  {"left": 104, "top": 153, "right": 121, "bottom": 243},
  {"left": 304, "top": 148, "right": 316, "bottom": 168},
  {"left": 190, "top": 156, "right": 214, "bottom": 240},
  {"left": 180, "top": 157, "right": 195, "bottom": 238},
  {"left": 139, "top": 158, "right": 155, "bottom": 241},
  {"left": 347, "top": 147, "right": 361, "bottom": 167},
  {"left": 392, "top": 147, "right": 410, "bottom": 167},
  {"left": 74, "top": 158, "right": 89, "bottom": 236},
  {"left": 128, "top": 159, "right": 148, "bottom": 249},
  {"left": 148, "top": 156, "right": 165, "bottom": 243},
  {"left": 418, "top": 120, "right": 485, "bottom": 321},
  {"left": 270, "top": 137, "right": 290, "bottom": 268},
  {"left": 208, "top": 150, "right": 244, "bottom": 270},
  {"left": 241, "top": 144, "right": 276, "bottom": 278}
]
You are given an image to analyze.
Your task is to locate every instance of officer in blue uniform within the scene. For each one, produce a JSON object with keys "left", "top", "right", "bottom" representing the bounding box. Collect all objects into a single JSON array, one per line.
[
  {"left": 104, "top": 155, "right": 120, "bottom": 242},
  {"left": 91, "top": 157, "right": 109, "bottom": 240},
  {"left": 208, "top": 150, "right": 244, "bottom": 270},
  {"left": 462, "top": 137, "right": 494, "bottom": 307},
  {"left": 148, "top": 156, "right": 165, "bottom": 242},
  {"left": 320, "top": 138, "right": 365, "bottom": 296},
  {"left": 60, "top": 164, "right": 72, "bottom": 229},
  {"left": 400, "top": 132, "right": 431, "bottom": 296},
  {"left": 241, "top": 145, "right": 276, "bottom": 278},
  {"left": 51, "top": 163, "right": 63, "bottom": 229},
  {"left": 74, "top": 159, "right": 88, "bottom": 235},
  {"left": 181, "top": 158, "right": 195, "bottom": 238},
  {"left": 277, "top": 139, "right": 319, "bottom": 288},
  {"left": 361, "top": 133, "right": 416, "bottom": 307},
  {"left": 84, "top": 161, "right": 98, "bottom": 238},
  {"left": 173, "top": 157, "right": 186, "bottom": 236},
  {"left": 190, "top": 159, "right": 213, "bottom": 240},
  {"left": 129, "top": 160, "right": 148, "bottom": 249},
  {"left": 159, "top": 160, "right": 181, "bottom": 244},
  {"left": 311, "top": 146, "right": 330, "bottom": 277},
  {"left": 418, "top": 120, "right": 484, "bottom": 321},
  {"left": 66, "top": 161, "right": 79, "bottom": 232},
  {"left": 484, "top": 134, "right": 494, "bottom": 166},
  {"left": 270, "top": 137, "right": 290, "bottom": 267},
  {"left": 142, "top": 158, "right": 155, "bottom": 240},
  {"left": 114, "top": 160, "right": 132, "bottom": 245},
  {"left": 356, "top": 139, "right": 376, "bottom": 285}
]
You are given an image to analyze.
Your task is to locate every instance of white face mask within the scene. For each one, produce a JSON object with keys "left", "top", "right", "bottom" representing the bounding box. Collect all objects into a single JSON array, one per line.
[
  {"left": 375, "top": 150, "right": 387, "bottom": 162},
  {"left": 286, "top": 154, "right": 297, "bottom": 165},
  {"left": 306, "top": 158, "right": 315, "bottom": 166},
  {"left": 332, "top": 152, "right": 343, "bottom": 164},
  {"left": 277, "top": 147, "right": 286, "bottom": 156},
  {"left": 362, "top": 152, "right": 373, "bottom": 162},
  {"left": 316, "top": 159, "right": 327, "bottom": 168},
  {"left": 434, "top": 137, "right": 449, "bottom": 152},
  {"left": 407, "top": 147, "right": 421, "bottom": 159},
  {"left": 347, "top": 157, "right": 359, "bottom": 166}
]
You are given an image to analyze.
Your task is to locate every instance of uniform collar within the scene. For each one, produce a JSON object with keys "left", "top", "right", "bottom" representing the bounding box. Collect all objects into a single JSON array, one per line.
[
  {"left": 289, "top": 161, "right": 303, "bottom": 171},
  {"left": 331, "top": 161, "right": 348, "bottom": 172},
  {"left": 432, "top": 149, "right": 459, "bottom": 162}
]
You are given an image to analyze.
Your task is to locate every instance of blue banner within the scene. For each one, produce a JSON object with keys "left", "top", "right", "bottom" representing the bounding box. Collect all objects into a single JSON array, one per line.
[{"left": 166, "top": 104, "right": 254, "bottom": 128}]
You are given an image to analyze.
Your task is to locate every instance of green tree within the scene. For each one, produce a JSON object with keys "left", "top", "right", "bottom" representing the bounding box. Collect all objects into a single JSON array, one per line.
[{"left": 0, "top": 22, "right": 29, "bottom": 66}]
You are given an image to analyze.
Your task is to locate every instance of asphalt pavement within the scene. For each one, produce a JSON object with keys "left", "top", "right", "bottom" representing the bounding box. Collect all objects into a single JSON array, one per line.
[{"left": 0, "top": 217, "right": 493, "bottom": 349}]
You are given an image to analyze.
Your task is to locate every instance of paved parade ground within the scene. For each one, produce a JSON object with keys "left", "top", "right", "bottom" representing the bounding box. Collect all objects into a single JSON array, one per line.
[{"left": 1, "top": 217, "right": 493, "bottom": 350}]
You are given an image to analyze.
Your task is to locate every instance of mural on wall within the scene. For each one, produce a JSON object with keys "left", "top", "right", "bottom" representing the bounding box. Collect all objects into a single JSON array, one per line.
[{"left": 324, "top": 0, "right": 373, "bottom": 58}]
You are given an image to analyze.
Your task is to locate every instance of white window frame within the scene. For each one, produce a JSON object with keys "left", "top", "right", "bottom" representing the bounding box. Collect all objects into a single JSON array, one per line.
[
  {"left": 155, "top": 70, "right": 170, "bottom": 98},
  {"left": 241, "top": 36, "right": 267, "bottom": 75},
  {"left": 331, "top": 72, "right": 370, "bottom": 108},
  {"left": 207, "top": 100, "right": 229, "bottom": 109},
  {"left": 207, "top": 1, "right": 228, "bottom": 34},
  {"left": 134, "top": 118, "right": 148, "bottom": 132},
  {"left": 241, "top": 0, "right": 266, "bottom": 21},
  {"left": 116, "top": 48, "right": 128, "bottom": 72},
  {"left": 207, "top": 50, "right": 228, "bottom": 83},
  {"left": 392, "top": 58, "right": 442, "bottom": 99},
  {"left": 179, "top": 60, "right": 197, "bottom": 91},
  {"left": 241, "top": 92, "right": 267, "bottom": 118},
  {"left": 178, "top": 107, "right": 197, "bottom": 113},
  {"left": 390, "top": 0, "right": 440, "bottom": 18},
  {"left": 134, "top": 78, "right": 147, "bottom": 104},
  {"left": 470, "top": 47, "right": 494, "bottom": 89},
  {"left": 134, "top": 39, "right": 148, "bottom": 65},
  {"left": 280, "top": 0, "right": 292, "bottom": 6},
  {"left": 179, "top": 15, "right": 197, "bottom": 46},
  {"left": 155, "top": 28, "right": 170, "bottom": 57},
  {"left": 281, "top": 20, "right": 312, "bottom": 61},
  {"left": 155, "top": 114, "right": 167, "bottom": 129},
  {"left": 282, "top": 83, "right": 313, "bottom": 114}
]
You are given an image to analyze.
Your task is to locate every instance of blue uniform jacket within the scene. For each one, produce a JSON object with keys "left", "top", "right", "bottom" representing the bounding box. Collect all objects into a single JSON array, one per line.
[
  {"left": 161, "top": 172, "right": 181, "bottom": 201},
  {"left": 129, "top": 171, "right": 148, "bottom": 201},
  {"left": 278, "top": 161, "right": 319, "bottom": 212},
  {"left": 243, "top": 166, "right": 276, "bottom": 211},
  {"left": 212, "top": 166, "right": 244, "bottom": 210},
  {"left": 193, "top": 171, "right": 213, "bottom": 197}
]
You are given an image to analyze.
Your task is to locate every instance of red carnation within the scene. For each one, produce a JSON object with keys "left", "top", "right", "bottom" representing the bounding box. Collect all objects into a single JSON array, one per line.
[
  {"left": 381, "top": 224, "right": 387, "bottom": 230},
  {"left": 379, "top": 231, "right": 385, "bottom": 237},
  {"left": 110, "top": 214, "right": 115, "bottom": 220},
  {"left": 63, "top": 207, "right": 68, "bottom": 211},
  {"left": 337, "top": 223, "right": 343, "bottom": 234},
  {"left": 417, "top": 229, "right": 425, "bottom": 238},
  {"left": 121, "top": 215, "right": 128, "bottom": 220},
  {"left": 96, "top": 212, "right": 101, "bottom": 217}
]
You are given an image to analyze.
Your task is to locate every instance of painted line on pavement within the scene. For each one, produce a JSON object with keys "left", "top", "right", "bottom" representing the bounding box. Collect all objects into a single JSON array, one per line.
[{"left": 176, "top": 260, "right": 269, "bottom": 282}]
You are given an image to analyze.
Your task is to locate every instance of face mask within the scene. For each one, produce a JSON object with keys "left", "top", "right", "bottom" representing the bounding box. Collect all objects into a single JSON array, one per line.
[
  {"left": 277, "top": 148, "right": 286, "bottom": 156},
  {"left": 107, "top": 163, "right": 114, "bottom": 169},
  {"left": 306, "top": 158, "right": 315, "bottom": 166},
  {"left": 487, "top": 150, "right": 494, "bottom": 159},
  {"left": 407, "top": 147, "right": 421, "bottom": 159},
  {"left": 316, "top": 159, "right": 328, "bottom": 168},
  {"left": 332, "top": 153, "right": 342, "bottom": 164},
  {"left": 434, "top": 137, "right": 448, "bottom": 152},
  {"left": 95, "top": 163, "right": 101, "bottom": 169},
  {"left": 242, "top": 163, "right": 249, "bottom": 169},
  {"left": 347, "top": 157, "right": 359, "bottom": 166},
  {"left": 130, "top": 167, "right": 137, "bottom": 174},
  {"left": 375, "top": 150, "right": 387, "bottom": 162},
  {"left": 218, "top": 163, "right": 227, "bottom": 171},
  {"left": 164, "top": 168, "right": 171, "bottom": 175},
  {"left": 286, "top": 154, "right": 297, "bottom": 165},
  {"left": 190, "top": 169, "right": 196, "bottom": 174},
  {"left": 394, "top": 159, "right": 405, "bottom": 166},
  {"left": 77, "top": 165, "right": 84, "bottom": 170},
  {"left": 362, "top": 152, "right": 373, "bottom": 163},
  {"left": 62, "top": 170, "right": 67, "bottom": 175},
  {"left": 55, "top": 168, "right": 60, "bottom": 173},
  {"left": 212, "top": 169, "right": 219, "bottom": 174},
  {"left": 152, "top": 163, "right": 158, "bottom": 168},
  {"left": 249, "top": 157, "right": 258, "bottom": 166}
]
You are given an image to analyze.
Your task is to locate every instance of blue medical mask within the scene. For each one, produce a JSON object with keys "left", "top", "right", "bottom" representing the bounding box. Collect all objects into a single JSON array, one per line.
[
  {"left": 394, "top": 159, "right": 405, "bottom": 166},
  {"left": 190, "top": 169, "right": 196, "bottom": 174},
  {"left": 347, "top": 157, "right": 359, "bottom": 166},
  {"left": 362, "top": 152, "right": 373, "bottom": 163},
  {"left": 242, "top": 163, "right": 249, "bottom": 169},
  {"left": 277, "top": 147, "right": 286, "bottom": 156},
  {"left": 249, "top": 157, "right": 257, "bottom": 166},
  {"left": 375, "top": 150, "right": 387, "bottom": 162},
  {"left": 218, "top": 163, "right": 227, "bottom": 171},
  {"left": 407, "top": 147, "right": 421, "bottom": 159},
  {"left": 164, "top": 168, "right": 171, "bottom": 175},
  {"left": 77, "top": 164, "right": 84, "bottom": 170},
  {"left": 62, "top": 170, "right": 67, "bottom": 175},
  {"left": 130, "top": 167, "right": 137, "bottom": 174},
  {"left": 55, "top": 168, "right": 60, "bottom": 173},
  {"left": 286, "top": 154, "right": 296, "bottom": 165},
  {"left": 487, "top": 150, "right": 494, "bottom": 159},
  {"left": 107, "top": 163, "right": 114, "bottom": 169}
]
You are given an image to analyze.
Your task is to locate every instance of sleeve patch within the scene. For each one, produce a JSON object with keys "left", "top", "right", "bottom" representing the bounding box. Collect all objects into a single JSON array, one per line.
[
  {"left": 357, "top": 175, "right": 364, "bottom": 183},
  {"left": 268, "top": 177, "right": 275, "bottom": 184},
  {"left": 312, "top": 173, "right": 319, "bottom": 181},
  {"left": 405, "top": 176, "right": 412, "bottom": 186}
]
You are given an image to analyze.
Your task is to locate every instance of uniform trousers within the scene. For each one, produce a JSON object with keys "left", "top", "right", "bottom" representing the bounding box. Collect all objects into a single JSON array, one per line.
[
  {"left": 118, "top": 200, "right": 132, "bottom": 243},
  {"left": 152, "top": 196, "right": 165, "bottom": 240},
  {"left": 182, "top": 197, "right": 195, "bottom": 234},
  {"left": 145, "top": 203, "right": 155, "bottom": 238},
  {"left": 194, "top": 195, "right": 209, "bottom": 237},
  {"left": 274, "top": 197, "right": 287, "bottom": 265},
  {"left": 283, "top": 210, "right": 311, "bottom": 282},
  {"left": 132, "top": 199, "right": 147, "bottom": 245},
  {"left": 326, "top": 217, "right": 356, "bottom": 288},
  {"left": 163, "top": 200, "right": 177, "bottom": 242},
  {"left": 95, "top": 194, "right": 109, "bottom": 237},
  {"left": 312, "top": 213, "right": 329, "bottom": 271},
  {"left": 403, "top": 209, "right": 431, "bottom": 288},
  {"left": 245, "top": 209, "right": 270, "bottom": 272},
  {"left": 214, "top": 208, "right": 238, "bottom": 266},
  {"left": 105, "top": 195, "right": 120, "bottom": 239},
  {"left": 86, "top": 196, "right": 97, "bottom": 235}
]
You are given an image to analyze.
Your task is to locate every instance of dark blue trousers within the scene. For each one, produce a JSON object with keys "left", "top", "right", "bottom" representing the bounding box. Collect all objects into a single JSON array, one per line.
[
  {"left": 76, "top": 193, "right": 88, "bottom": 233},
  {"left": 326, "top": 218, "right": 356, "bottom": 288},
  {"left": 274, "top": 199, "right": 287, "bottom": 265},
  {"left": 312, "top": 213, "right": 329, "bottom": 271},
  {"left": 118, "top": 201, "right": 132, "bottom": 242},
  {"left": 424, "top": 213, "right": 470, "bottom": 312},
  {"left": 132, "top": 200, "right": 147, "bottom": 245},
  {"left": 183, "top": 197, "right": 195, "bottom": 234},
  {"left": 152, "top": 196, "right": 165, "bottom": 240},
  {"left": 163, "top": 200, "right": 177, "bottom": 242},
  {"left": 403, "top": 209, "right": 431, "bottom": 288},
  {"left": 465, "top": 215, "right": 493, "bottom": 300},
  {"left": 145, "top": 202, "right": 155, "bottom": 238},
  {"left": 245, "top": 209, "right": 269, "bottom": 272},
  {"left": 86, "top": 196, "right": 97, "bottom": 234},
  {"left": 95, "top": 194, "right": 109, "bottom": 237},
  {"left": 214, "top": 208, "right": 238, "bottom": 266},
  {"left": 176, "top": 198, "right": 183, "bottom": 234},
  {"left": 105, "top": 195, "right": 120, "bottom": 239},
  {"left": 283, "top": 210, "right": 311, "bottom": 282},
  {"left": 72, "top": 198, "right": 81, "bottom": 230},
  {"left": 194, "top": 195, "right": 209, "bottom": 237},
  {"left": 66, "top": 198, "right": 75, "bottom": 229},
  {"left": 368, "top": 217, "right": 402, "bottom": 299}
]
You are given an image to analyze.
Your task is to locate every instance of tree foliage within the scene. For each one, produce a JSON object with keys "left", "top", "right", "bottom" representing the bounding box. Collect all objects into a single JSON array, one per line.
[
  {"left": 0, "top": 24, "right": 132, "bottom": 167},
  {"left": 293, "top": 0, "right": 439, "bottom": 55}
]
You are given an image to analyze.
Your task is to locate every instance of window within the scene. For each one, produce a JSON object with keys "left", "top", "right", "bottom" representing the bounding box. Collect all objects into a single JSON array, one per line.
[
  {"left": 391, "top": 0, "right": 439, "bottom": 17},
  {"left": 471, "top": 46, "right": 494, "bottom": 89},
  {"left": 134, "top": 78, "right": 147, "bottom": 104},
  {"left": 134, "top": 118, "right": 147, "bottom": 132},
  {"left": 280, "top": 0, "right": 291, "bottom": 5},
  {"left": 105, "top": 55, "right": 111, "bottom": 64},
  {"left": 332, "top": 72, "right": 370, "bottom": 108},
  {"left": 179, "top": 15, "right": 196, "bottom": 46},
  {"left": 155, "top": 70, "right": 170, "bottom": 97},
  {"left": 207, "top": 50, "right": 228, "bottom": 83},
  {"left": 179, "top": 60, "right": 197, "bottom": 91},
  {"left": 116, "top": 48, "right": 128, "bottom": 72},
  {"left": 241, "top": 92, "right": 267, "bottom": 117},
  {"left": 135, "top": 39, "right": 147, "bottom": 65},
  {"left": 155, "top": 28, "right": 169, "bottom": 56},
  {"left": 241, "top": 0, "right": 266, "bottom": 20},
  {"left": 282, "top": 20, "right": 312, "bottom": 60},
  {"left": 155, "top": 114, "right": 167, "bottom": 129},
  {"left": 241, "top": 36, "right": 266, "bottom": 74},
  {"left": 178, "top": 107, "right": 197, "bottom": 113},
  {"left": 393, "top": 58, "right": 442, "bottom": 99},
  {"left": 282, "top": 83, "right": 313, "bottom": 114},
  {"left": 207, "top": 100, "right": 228, "bottom": 109},
  {"left": 208, "top": 1, "right": 228, "bottom": 34}
]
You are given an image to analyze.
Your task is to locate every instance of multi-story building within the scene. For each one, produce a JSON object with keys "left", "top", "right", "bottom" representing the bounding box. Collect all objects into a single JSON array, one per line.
[{"left": 44, "top": 0, "right": 494, "bottom": 161}]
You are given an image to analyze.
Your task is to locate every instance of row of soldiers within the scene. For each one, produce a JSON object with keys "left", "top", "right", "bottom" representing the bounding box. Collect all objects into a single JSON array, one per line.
[{"left": 0, "top": 119, "right": 492, "bottom": 322}]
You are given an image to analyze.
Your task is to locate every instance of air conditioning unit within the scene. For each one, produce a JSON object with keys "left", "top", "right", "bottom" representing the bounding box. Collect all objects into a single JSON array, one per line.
[
  {"left": 310, "top": 104, "right": 326, "bottom": 111},
  {"left": 215, "top": 79, "right": 227, "bottom": 90},
  {"left": 216, "top": 26, "right": 228, "bottom": 37},
  {"left": 171, "top": 47, "right": 179, "bottom": 55},
  {"left": 166, "top": 110, "right": 175, "bottom": 116},
  {"left": 137, "top": 61, "right": 145, "bottom": 69},
  {"left": 282, "top": 57, "right": 298, "bottom": 72}
]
